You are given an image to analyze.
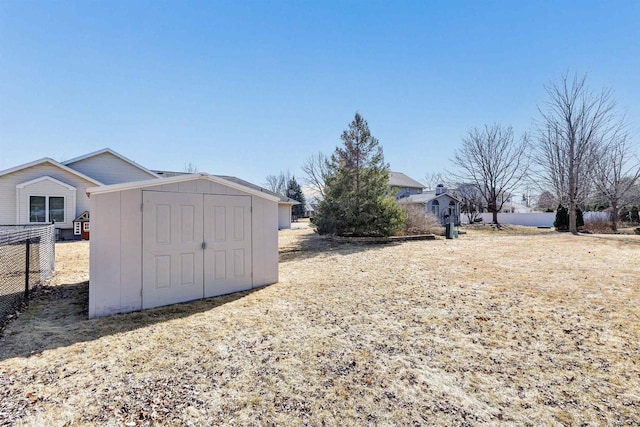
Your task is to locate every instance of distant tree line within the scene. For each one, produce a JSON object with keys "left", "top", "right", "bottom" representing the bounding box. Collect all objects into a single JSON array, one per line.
[
  {"left": 451, "top": 72, "right": 639, "bottom": 233},
  {"left": 270, "top": 73, "right": 639, "bottom": 237}
]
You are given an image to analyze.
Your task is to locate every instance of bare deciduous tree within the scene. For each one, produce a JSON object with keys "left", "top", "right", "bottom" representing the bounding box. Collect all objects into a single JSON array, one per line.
[
  {"left": 423, "top": 172, "right": 444, "bottom": 191},
  {"left": 536, "top": 190, "right": 557, "bottom": 212},
  {"left": 536, "top": 73, "right": 620, "bottom": 234},
  {"left": 301, "top": 152, "right": 330, "bottom": 200},
  {"left": 593, "top": 135, "right": 640, "bottom": 231},
  {"left": 183, "top": 162, "right": 198, "bottom": 173},
  {"left": 452, "top": 124, "right": 530, "bottom": 224},
  {"left": 456, "top": 183, "right": 484, "bottom": 223},
  {"left": 265, "top": 171, "right": 291, "bottom": 196}
]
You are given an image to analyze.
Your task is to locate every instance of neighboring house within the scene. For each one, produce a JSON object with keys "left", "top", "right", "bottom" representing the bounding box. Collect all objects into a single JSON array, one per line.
[
  {"left": 399, "top": 184, "right": 461, "bottom": 225},
  {"left": 499, "top": 193, "right": 535, "bottom": 214},
  {"left": 0, "top": 148, "right": 160, "bottom": 240},
  {"left": 389, "top": 172, "right": 425, "bottom": 199},
  {"left": 305, "top": 199, "right": 318, "bottom": 218},
  {"left": 153, "top": 171, "right": 300, "bottom": 230},
  {"left": 0, "top": 147, "right": 300, "bottom": 240}
]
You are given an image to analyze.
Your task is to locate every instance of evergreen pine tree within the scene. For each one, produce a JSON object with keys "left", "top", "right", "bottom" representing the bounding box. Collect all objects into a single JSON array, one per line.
[
  {"left": 315, "top": 113, "right": 406, "bottom": 236},
  {"left": 286, "top": 176, "right": 306, "bottom": 219}
]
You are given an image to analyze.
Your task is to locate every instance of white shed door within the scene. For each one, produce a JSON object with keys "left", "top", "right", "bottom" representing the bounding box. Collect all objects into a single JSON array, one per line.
[
  {"left": 142, "top": 191, "right": 252, "bottom": 310},
  {"left": 204, "top": 195, "right": 252, "bottom": 297},
  {"left": 142, "top": 191, "right": 204, "bottom": 309}
]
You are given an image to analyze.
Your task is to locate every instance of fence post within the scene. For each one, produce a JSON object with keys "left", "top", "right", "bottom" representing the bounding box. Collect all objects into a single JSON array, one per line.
[{"left": 25, "top": 238, "right": 30, "bottom": 299}]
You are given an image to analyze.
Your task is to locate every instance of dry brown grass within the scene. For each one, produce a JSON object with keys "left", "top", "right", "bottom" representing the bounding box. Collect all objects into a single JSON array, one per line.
[{"left": 1, "top": 222, "right": 639, "bottom": 426}]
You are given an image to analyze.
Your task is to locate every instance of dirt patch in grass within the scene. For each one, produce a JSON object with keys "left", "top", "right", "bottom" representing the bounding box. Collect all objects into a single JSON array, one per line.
[{"left": 1, "top": 224, "right": 639, "bottom": 425}]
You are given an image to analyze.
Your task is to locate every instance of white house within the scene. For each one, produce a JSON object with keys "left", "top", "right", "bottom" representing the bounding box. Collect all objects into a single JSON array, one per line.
[
  {"left": 0, "top": 148, "right": 159, "bottom": 240},
  {"left": 399, "top": 184, "right": 461, "bottom": 225},
  {"left": 1, "top": 148, "right": 300, "bottom": 238}
]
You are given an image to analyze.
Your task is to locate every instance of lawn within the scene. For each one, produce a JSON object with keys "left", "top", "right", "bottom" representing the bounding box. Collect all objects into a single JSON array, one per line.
[{"left": 1, "top": 223, "right": 639, "bottom": 426}]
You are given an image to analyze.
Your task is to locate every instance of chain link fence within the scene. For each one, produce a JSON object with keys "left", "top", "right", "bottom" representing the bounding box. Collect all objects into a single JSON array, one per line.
[{"left": 0, "top": 224, "right": 55, "bottom": 326}]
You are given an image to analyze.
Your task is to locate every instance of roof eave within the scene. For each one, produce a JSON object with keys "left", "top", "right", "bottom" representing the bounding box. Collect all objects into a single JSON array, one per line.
[
  {"left": 0, "top": 158, "right": 103, "bottom": 186},
  {"left": 86, "top": 173, "right": 281, "bottom": 202},
  {"left": 63, "top": 148, "right": 160, "bottom": 179}
]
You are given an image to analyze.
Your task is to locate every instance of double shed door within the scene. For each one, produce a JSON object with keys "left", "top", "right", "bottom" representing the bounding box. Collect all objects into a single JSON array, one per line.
[{"left": 142, "top": 191, "right": 252, "bottom": 310}]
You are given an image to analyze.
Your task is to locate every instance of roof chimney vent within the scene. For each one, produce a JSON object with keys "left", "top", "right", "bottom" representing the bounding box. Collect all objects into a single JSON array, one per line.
[{"left": 435, "top": 184, "right": 446, "bottom": 195}]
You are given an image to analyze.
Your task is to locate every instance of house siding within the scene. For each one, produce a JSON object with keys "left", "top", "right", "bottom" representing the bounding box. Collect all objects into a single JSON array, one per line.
[
  {"left": 427, "top": 194, "right": 460, "bottom": 224},
  {"left": 65, "top": 152, "right": 157, "bottom": 185},
  {"left": 0, "top": 163, "right": 95, "bottom": 226},
  {"left": 392, "top": 186, "right": 423, "bottom": 198},
  {"left": 16, "top": 178, "right": 76, "bottom": 227}
]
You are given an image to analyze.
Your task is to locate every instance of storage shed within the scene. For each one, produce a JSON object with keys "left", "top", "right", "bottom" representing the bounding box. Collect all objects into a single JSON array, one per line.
[{"left": 86, "top": 173, "right": 280, "bottom": 318}]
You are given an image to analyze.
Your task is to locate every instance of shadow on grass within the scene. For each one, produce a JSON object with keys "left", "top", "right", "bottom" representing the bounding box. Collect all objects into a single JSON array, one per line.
[
  {"left": 278, "top": 230, "right": 403, "bottom": 263},
  {"left": 577, "top": 233, "right": 640, "bottom": 247},
  {"left": 0, "top": 280, "right": 264, "bottom": 361}
]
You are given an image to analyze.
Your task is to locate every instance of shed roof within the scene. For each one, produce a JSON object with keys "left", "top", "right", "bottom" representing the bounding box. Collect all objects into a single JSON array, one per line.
[
  {"left": 86, "top": 173, "right": 281, "bottom": 202},
  {"left": 152, "top": 170, "right": 300, "bottom": 205},
  {"left": 73, "top": 211, "right": 90, "bottom": 222},
  {"left": 388, "top": 172, "right": 424, "bottom": 189}
]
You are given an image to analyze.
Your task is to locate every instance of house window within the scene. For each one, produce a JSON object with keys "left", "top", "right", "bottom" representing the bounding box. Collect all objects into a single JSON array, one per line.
[
  {"left": 83, "top": 222, "right": 90, "bottom": 232},
  {"left": 29, "top": 196, "right": 46, "bottom": 222},
  {"left": 74, "top": 222, "right": 81, "bottom": 235},
  {"left": 431, "top": 200, "right": 439, "bottom": 217},
  {"left": 449, "top": 200, "right": 456, "bottom": 217},
  {"left": 49, "top": 197, "right": 65, "bottom": 223},
  {"left": 29, "top": 196, "right": 65, "bottom": 223}
]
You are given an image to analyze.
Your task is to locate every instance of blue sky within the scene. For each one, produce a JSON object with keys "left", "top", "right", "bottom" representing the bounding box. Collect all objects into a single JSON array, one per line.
[{"left": 1, "top": 1, "right": 639, "bottom": 189}]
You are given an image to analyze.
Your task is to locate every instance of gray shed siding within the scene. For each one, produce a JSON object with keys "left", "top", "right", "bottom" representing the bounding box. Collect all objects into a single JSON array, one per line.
[
  {"left": 0, "top": 163, "right": 95, "bottom": 226},
  {"left": 89, "top": 178, "right": 278, "bottom": 318},
  {"left": 65, "top": 152, "right": 157, "bottom": 185}
]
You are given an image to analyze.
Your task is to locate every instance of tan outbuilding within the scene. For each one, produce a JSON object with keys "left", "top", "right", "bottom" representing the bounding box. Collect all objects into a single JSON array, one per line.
[{"left": 86, "top": 173, "right": 280, "bottom": 318}]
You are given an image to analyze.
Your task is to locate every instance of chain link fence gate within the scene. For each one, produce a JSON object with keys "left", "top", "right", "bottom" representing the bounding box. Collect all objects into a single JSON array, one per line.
[{"left": 0, "top": 224, "right": 55, "bottom": 326}]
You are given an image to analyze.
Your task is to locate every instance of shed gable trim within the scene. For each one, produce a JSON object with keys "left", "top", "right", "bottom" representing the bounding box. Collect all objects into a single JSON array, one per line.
[
  {"left": 63, "top": 148, "right": 160, "bottom": 179},
  {"left": 87, "top": 173, "right": 281, "bottom": 202}
]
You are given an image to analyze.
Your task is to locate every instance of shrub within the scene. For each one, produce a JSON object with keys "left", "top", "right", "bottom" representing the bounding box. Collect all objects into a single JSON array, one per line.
[
  {"left": 554, "top": 204, "right": 584, "bottom": 231},
  {"left": 401, "top": 204, "right": 445, "bottom": 236},
  {"left": 583, "top": 216, "right": 613, "bottom": 234},
  {"left": 553, "top": 205, "right": 568, "bottom": 230}
]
